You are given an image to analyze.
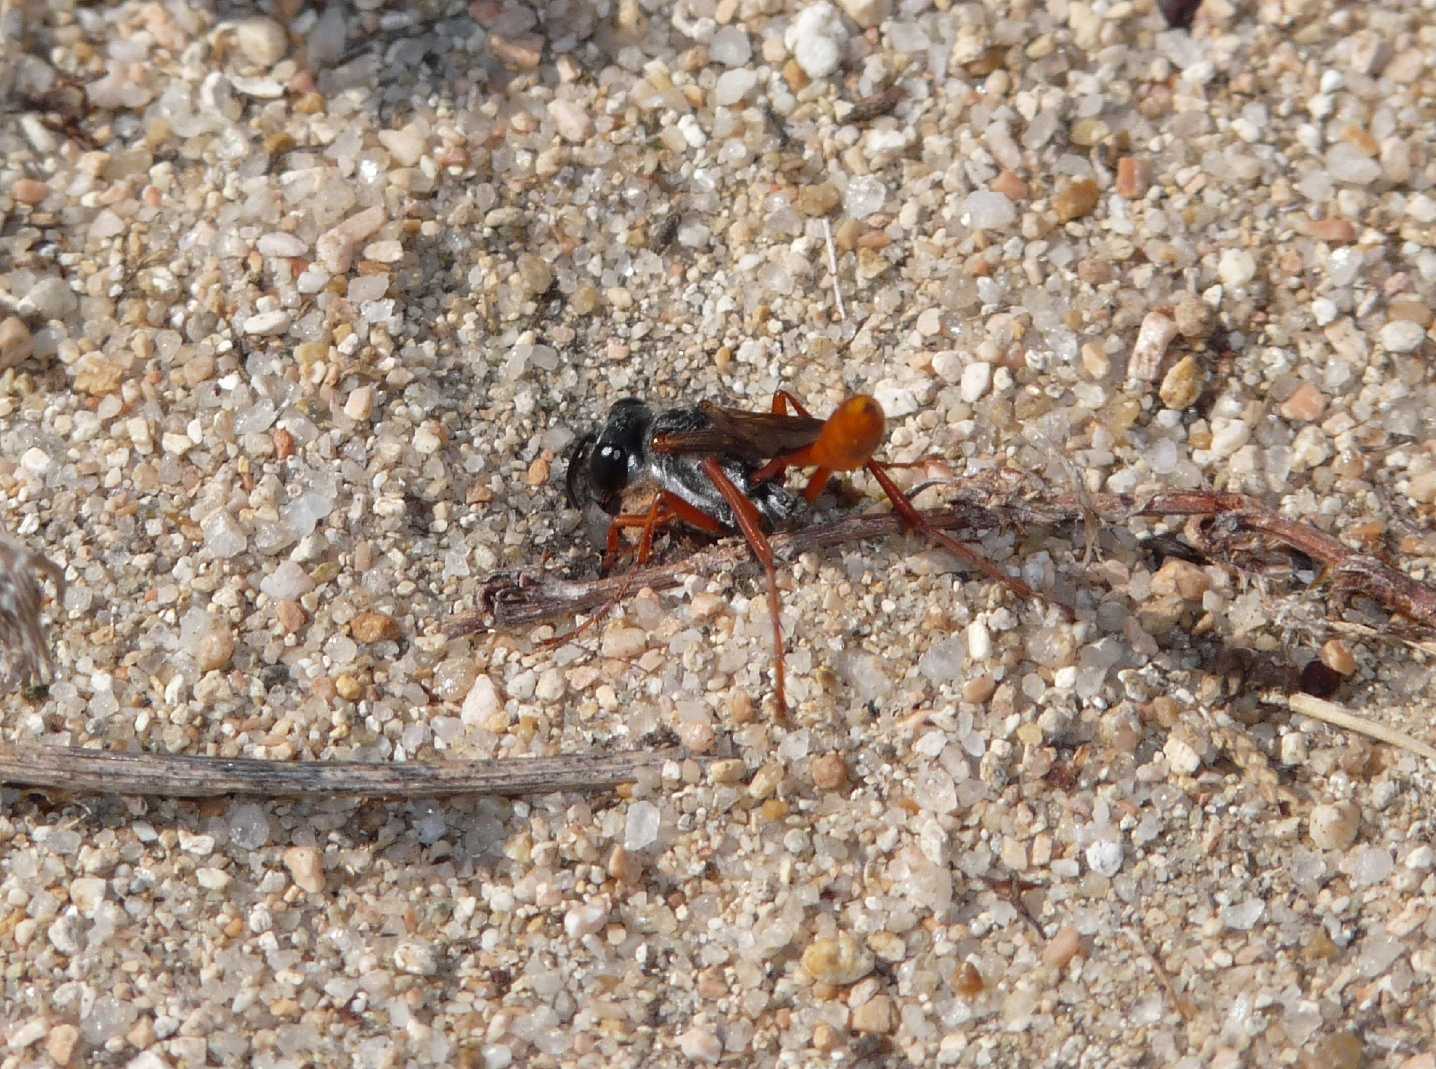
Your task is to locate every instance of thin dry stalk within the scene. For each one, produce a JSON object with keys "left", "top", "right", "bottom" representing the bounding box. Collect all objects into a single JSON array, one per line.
[
  {"left": 0, "top": 744, "right": 689, "bottom": 799},
  {"left": 1277, "top": 693, "right": 1436, "bottom": 762},
  {"left": 822, "top": 217, "right": 846, "bottom": 322},
  {"left": 452, "top": 489, "right": 1436, "bottom": 635}
]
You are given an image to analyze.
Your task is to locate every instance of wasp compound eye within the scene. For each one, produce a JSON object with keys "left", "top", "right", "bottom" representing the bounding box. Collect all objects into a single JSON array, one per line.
[{"left": 588, "top": 441, "right": 630, "bottom": 500}]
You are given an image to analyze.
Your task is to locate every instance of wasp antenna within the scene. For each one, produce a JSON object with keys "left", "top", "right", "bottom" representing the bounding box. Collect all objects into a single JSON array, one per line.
[{"left": 564, "top": 432, "right": 597, "bottom": 509}]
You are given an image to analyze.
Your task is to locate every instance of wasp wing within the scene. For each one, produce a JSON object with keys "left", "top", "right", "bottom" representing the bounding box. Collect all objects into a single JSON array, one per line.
[{"left": 649, "top": 402, "right": 824, "bottom": 463}]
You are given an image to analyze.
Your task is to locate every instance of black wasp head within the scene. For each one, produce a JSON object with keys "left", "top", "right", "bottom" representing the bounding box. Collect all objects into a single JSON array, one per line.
[{"left": 564, "top": 397, "right": 651, "bottom": 514}]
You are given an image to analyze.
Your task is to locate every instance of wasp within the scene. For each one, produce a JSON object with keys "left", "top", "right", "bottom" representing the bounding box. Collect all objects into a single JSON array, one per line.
[{"left": 565, "top": 390, "right": 1037, "bottom": 713}]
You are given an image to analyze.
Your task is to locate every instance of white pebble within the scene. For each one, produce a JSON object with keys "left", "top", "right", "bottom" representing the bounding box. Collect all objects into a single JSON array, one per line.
[
  {"left": 838, "top": 0, "right": 891, "bottom": 28},
  {"left": 461, "top": 675, "right": 500, "bottom": 724},
  {"left": 709, "top": 26, "right": 751, "bottom": 66},
  {"left": 234, "top": 18, "right": 288, "bottom": 66},
  {"left": 6, "top": 1018, "right": 46, "bottom": 1050},
  {"left": 1163, "top": 735, "right": 1201, "bottom": 775},
  {"left": 201, "top": 509, "right": 247, "bottom": 558},
  {"left": 872, "top": 379, "right": 919, "bottom": 417},
  {"left": 1128, "top": 311, "right": 1178, "bottom": 383},
  {"left": 198, "top": 72, "right": 237, "bottom": 120},
  {"left": 676, "top": 113, "right": 707, "bottom": 148},
  {"left": 1326, "top": 143, "right": 1381, "bottom": 185},
  {"left": 19, "top": 447, "right": 50, "bottom": 475},
  {"left": 179, "top": 831, "right": 215, "bottom": 856},
  {"left": 297, "top": 266, "right": 329, "bottom": 293},
  {"left": 563, "top": 901, "right": 608, "bottom": 940},
  {"left": 482, "top": 1046, "right": 513, "bottom": 1069},
  {"left": 1218, "top": 249, "right": 1257, "bottom": 287},
  {"left": 257, "top": 232, "right": 308, "bottom": 257},
  {"left": 1308, "top": 801, "right": 1360, "bottom": 850},
  {"left": 966, "top": 618, "right": 992, "bottom": 661},
  {"left": 534, "top": 669, "right": 564, "bottom": 702},
  {"left": 1221, "top": 898, "right": 1265, "bottom": 931},
  {"left": 625, "top": 800, "right": 661, "bottom": 851},
  {"left": 713, "top": 68, "right": 758, "bottom": 106},
  {"left": 242, "top": 310, "right": 290, "bottom": 336},
  {"left": 1408, "top": 193, "right": 1436, "bottom": 224},
  {"left": 363, "top": 239, "right": 403, "bottom": 263},
  {"left": 378, "top": 126, "right": 424, "bottom": 166},
  {"left": 959, "top": 360, "right": 991, "bottom": 403},
  {"left": 413, "top": 426, "right": 442, "bottom": 455},
  {"left": 393, "top": 940, "right": 437, "bottom": 976},
  {"left": 547, "top": 99, "right": 592, "bottom": 144},
  {"left": 678, "top": 1027, "right": 722, "bottom": 1064},
  {"left": 316, "top": 205, "right": 386, "bottom": 274},
  {"left": 931, "top": 350, "right": 963, "bottom": 384},
  {"left": 1404, "top": 845, "right": 1434, "bottom": 872},
  {"left": 20, "top": 276, "right": 77, "bottom": 319},
  {"left": 283, "top": 846, "right": 325, "bottom": 893},
  {"left": 844, "top": 175, "right": 887, "bottom": 219},
  {"left": 784, "top": 2, "right": 848, "bottom": 80},
  {"left": 69, "top": 877, "right": 107, "bottom": 916},
  {"left": 1085, "top": 839, "right": 1123, "bottom": 877},
  {"left": 1349, "top": 845, "right": 1394, "bottom": 887},
  {"left": 344, "top": 386, "right": 374, "bottom": 420},
  {"left": 259, "top": 560, "right": 314, "bottom": 601},
  {"left": 1379, "top": 320, "right": 1425, "bottom": 353},
  {"left": 48, "top": 915, "right": 81, "bottom": 954},
  {"left": 230, "top": 75, "right": 285, "bottom": 99},
  {"left": 964, "top": 190, "right": 1016, "bottom": 231},
  {"left": 348, "top": 274, "right": 389, "bottom": 303},
  {"left": 1208, "top": 417, "right": 1251, "bottom": 459},
  {"left": 1326, "top": 246, "right": 1363, "bottom": 286}
]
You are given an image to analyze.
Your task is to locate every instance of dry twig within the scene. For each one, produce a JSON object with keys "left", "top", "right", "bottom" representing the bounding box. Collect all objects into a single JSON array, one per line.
[
  {"left": 0, "top": 744, "right": 689, "bottom": 799},
  {"left": 450, "top": 489, "right": 1436, "bottom": 635},
  {"left": 1276, "top": 693, "right": 1436, "bottom": 762}
]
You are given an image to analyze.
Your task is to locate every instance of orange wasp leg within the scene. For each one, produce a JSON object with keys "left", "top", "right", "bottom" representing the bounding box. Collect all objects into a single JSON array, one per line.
[
  {"left": 760, "top": 389, "right": 1039, "bottom": 603},
  {"left": 601, "top": 493, "right": 726, "bottom": 574},
  {"left": 697, "top": 456, "right": 789, "bottom": 717},
  {"left": 546, "top": 492, "right": 726, "bottom": 653}
]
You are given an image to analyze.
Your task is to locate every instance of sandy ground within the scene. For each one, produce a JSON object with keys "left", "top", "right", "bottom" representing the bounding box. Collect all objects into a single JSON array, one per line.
[{"left": 2, "top": 0, "right": 1436, "bottom": 1065}]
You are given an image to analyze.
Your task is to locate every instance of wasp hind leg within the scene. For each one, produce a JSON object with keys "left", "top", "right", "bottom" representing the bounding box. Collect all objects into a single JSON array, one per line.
[{"left": 769, "top": 389, "right": 1042, "bottom": 605}]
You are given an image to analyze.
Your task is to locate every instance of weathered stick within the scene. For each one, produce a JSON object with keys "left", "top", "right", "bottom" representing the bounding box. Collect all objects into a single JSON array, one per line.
[
  {"left": 1276, "top": 693, "right": 1436, "bottom": 762},
  {"left": 0, "top": 744, "right": 686, "bottom": 798},
  {"left": 449, "top": 490, "right": 1436, "bottom": 634}
]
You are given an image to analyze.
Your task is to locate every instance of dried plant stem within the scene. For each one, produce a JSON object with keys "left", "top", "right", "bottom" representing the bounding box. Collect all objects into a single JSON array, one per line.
[
  {"left": 0, "top": 744, "right": 686, "bottom": 799},
  {"left": 451, "top": 490, "right": 1436, "bottom": 635},
  {"left": 1277, "top": 693, "right": 1436, "bottom": 762},
  {"left": 822, "top": 217, "right": 845, "bottom": 321}
]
